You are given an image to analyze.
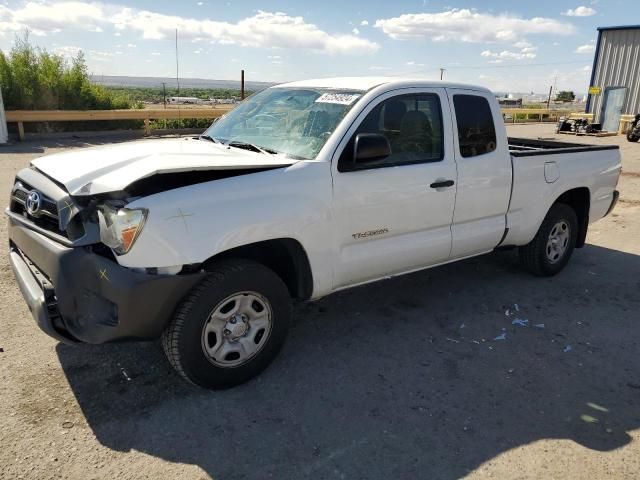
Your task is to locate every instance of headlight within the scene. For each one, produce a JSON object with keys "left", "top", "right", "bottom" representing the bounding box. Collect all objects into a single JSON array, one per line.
[{"left": 98, "top": 204, "right": 148, "bottom": 255}]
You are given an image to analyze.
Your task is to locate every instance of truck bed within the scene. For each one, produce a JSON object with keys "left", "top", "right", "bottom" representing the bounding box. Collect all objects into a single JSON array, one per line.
[{"left": 508, "top": 137, "right": 619, "bottom": 157}]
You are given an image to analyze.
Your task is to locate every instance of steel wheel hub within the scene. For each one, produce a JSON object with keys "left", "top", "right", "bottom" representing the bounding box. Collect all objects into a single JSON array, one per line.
[
  {"left": 201, "top": 292, "right": 273, "bottom": 368},
  {"left": 227, "top": 315, "right": 249, "bottom": 339},
  {"left": 546, "top": 220, "right": 570, "bottom": 264}
]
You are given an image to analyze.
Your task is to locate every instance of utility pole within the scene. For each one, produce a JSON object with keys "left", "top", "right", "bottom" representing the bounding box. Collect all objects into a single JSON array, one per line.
[
  {"left": 162, "top": 82, "right": 167, "bottom": 109},
  {"left": 175, "top": 28, "right": 180, "bottom": 94},
  {"left": 241, "top": 70, "right": 245, "bottom": 100},
  {"left": 439, "top": 68, "right": 445, "bottom": 80},
  {"left": 546, "top": 85, "right": 553, "bottom": 109}
]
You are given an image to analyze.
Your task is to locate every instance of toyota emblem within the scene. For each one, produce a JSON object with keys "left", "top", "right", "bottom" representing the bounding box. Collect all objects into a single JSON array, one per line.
[{"left": 26, "top": 190, "right": 42, "bottom": 215}]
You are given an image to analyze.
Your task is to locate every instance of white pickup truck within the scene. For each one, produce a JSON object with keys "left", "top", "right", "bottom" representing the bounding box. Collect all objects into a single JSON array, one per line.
[{"left": 7, "top": 77, "right": 621, "bottom": 388}]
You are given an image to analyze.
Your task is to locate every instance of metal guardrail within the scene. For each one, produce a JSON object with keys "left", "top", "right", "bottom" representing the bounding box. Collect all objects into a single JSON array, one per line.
[
  {"left": 501, "top": 108, "right": 573, "bottom": 123},
  {"left": 5, "top": 106, "right": 234, "bottom": 140},
  {"left": 4, "top": 107, "right": 637, "bottom": 140}
]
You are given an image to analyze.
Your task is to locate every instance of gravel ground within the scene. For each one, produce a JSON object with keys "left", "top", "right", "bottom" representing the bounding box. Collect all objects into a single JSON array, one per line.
[{"left": 1, "top": 125, "right": 639, "bottom": 480}]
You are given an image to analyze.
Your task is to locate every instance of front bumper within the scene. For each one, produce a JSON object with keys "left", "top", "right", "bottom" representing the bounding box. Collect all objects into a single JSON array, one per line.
[{"left": 8, "top": 217, "right": 205, "bottom": 344}]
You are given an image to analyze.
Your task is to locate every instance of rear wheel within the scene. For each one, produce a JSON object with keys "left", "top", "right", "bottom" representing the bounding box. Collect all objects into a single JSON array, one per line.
[
  {"left": 519, "top": 203, "right": 578, "bottom": 276},
  {"left": 162, "top": 259, "right": 292, "bottom": 389},
  {"left": 627, "top": 130, "right": 639, "bottom": 142}
]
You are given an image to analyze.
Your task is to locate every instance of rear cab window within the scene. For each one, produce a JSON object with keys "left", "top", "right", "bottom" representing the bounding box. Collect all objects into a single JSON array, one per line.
[{"left": 452, "top": 94, "right": 497, "bottom": 158}]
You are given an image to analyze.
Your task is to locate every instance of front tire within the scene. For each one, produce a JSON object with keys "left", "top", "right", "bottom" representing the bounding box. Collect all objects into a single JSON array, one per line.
[
  {"left": 162, "top": 259, "right": 292, "bottom": 389},
  {"left": 627, "top": 131, "right": 639, "bottom": 142},
  {"left": 519, "top": 203, "right": 578, "bottom": 276}
]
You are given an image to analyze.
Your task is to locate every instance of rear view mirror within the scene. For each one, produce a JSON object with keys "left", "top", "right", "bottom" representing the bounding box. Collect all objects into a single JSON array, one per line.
[{"left": 353, "top": 133, "right": 391, "bottom": 164}]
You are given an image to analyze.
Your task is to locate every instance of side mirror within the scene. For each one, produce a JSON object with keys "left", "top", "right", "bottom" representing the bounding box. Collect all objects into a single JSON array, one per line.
[{"left": 353, "top": 133, "right": 391, "bottom": 164}]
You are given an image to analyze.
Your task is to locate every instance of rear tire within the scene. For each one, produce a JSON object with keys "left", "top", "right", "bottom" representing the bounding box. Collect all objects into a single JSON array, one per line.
[
  {"left": 162, "top": 259, "right": 292, "bottom": 389},
  {"left": 519, "top": 203, "right": 578, "bottom": 276},
  {"left": 627, "top": 131, "right": 639, "bottom": 142}
]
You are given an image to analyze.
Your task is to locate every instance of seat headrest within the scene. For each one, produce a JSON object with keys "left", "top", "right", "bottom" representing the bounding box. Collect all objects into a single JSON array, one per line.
[
  {"left": 384, "top": 100, "right": 407, "bottom": 130},
  {"left": 400, "top": 110, "right": 431, "bottom": 135}
]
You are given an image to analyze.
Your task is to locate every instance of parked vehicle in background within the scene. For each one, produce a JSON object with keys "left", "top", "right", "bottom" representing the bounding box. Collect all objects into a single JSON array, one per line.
[
  {"left": 6, "top": 77, "right": 621, "bottom": 389},
  {"left": 627, "top": 114, "right": 640, "bottom": 142},
  {"left": 167, "top": 96, "right": 203, "bottom": 105},
  {"left": 556, "top": 117, "right": 600, "bottom": 134}
]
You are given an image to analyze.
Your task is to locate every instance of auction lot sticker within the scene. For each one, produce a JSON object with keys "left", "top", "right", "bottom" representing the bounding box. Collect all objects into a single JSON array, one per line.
[{"left": 315, "top": 93, "right": 361, "bottom": 105}]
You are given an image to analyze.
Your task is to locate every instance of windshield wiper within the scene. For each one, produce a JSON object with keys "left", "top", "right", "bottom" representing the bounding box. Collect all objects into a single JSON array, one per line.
[
  {"left": 199, "top": 134, "right": 221, "bottom": 144},
  {"left": 226, "top": 140, "right": 278, "bottom": 155}
]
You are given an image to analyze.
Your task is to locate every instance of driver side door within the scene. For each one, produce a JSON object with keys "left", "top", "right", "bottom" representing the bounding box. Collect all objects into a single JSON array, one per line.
[{"left": 331, "top": 88, "right": 457, "bottom": 289}]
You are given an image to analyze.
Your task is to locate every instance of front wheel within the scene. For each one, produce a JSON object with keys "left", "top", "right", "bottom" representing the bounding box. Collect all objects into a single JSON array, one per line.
[
  {"left": 162, "top": 259, "right": 292, "bottom": 389},
  {"left": 519, "top": 203, "right": 578, "bottom": 276},
  {"left": 627, "top": 130, "right": 639, "bottom": 142}
]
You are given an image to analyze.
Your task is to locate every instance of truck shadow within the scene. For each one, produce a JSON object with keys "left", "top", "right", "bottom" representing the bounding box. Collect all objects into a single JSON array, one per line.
[{"left": 56, "top": 244, "right": 640, "bottom": 479}]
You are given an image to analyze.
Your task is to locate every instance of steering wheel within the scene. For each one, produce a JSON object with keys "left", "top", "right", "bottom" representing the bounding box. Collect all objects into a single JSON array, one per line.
[{"left": 253, "top": 114, "right": 279, "bottom": 124}]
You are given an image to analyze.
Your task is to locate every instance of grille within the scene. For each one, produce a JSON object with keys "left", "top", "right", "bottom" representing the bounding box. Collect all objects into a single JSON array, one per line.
[{"left": 10, "top": 180, "right": 67, "bottom": 238}]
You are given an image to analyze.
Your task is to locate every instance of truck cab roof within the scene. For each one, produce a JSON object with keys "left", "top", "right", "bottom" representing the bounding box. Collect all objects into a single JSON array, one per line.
[{"left": 275, "top": 76, "right": 492, "bottom": 94}]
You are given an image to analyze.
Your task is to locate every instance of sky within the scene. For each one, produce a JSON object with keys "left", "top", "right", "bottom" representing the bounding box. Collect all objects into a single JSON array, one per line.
[{"left": 0, "top": 0, "right": 632, "bottom": 94}]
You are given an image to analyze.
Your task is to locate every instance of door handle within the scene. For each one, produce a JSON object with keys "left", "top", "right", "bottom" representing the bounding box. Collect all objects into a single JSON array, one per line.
[{"left": 430, "top": 179, "right": 455, "bottom": 189}]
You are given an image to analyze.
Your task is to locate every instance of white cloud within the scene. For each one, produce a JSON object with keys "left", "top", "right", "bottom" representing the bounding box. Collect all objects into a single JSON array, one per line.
[
  {"left": 563, "top": 6, "right": 596, "bottom": 17},
  {"left": 368, "top": 66, "right": 392, "bottom": 71},
  {"left": 481, "top": 48, "right": 537, "bottom": 60},
  {"left": 352, "top": 27, "right": 359, "bottom": 35},
  {"left": 375, "top": 8, "right": 575, "bottom": 44},
  {"left": 360, "top": 20, "right": 369, "bottom": 26},
  {"left": 513, "top": 40, "right": 532, "bottom": 49},
  {"left": 53, "top": 45, "right": 82, "bottom": 57},
  {"left": 3, "top": 1, "right": 104, "bottom": 36},
  {"left": 0, "top": 2, "right": 379, "bottom": 55},
  {"left": 126, "top": 43, "right": 136, "bottom": 47},
  {"left": 151, "top": 51, "right": 161, "bottom": 55},
  {"left": 406, "top": 60, "right": 425, "bottom": 67},
  {"left": 113, "top": 8, "right": 379, "bottom": 54},
  {"left": 88, "top": 49, "right": 115, "bottom": 62},
  {"left": 582, "top": 65, "right": 591, "bottom": 71},
  {"left": 575, "top": 44, "right": 595, "bottom": 54}
]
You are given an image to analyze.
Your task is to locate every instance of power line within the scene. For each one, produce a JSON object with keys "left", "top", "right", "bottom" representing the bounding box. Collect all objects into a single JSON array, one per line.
[{"left": 401, "top": 60, "right": 588, "bottom": 76}]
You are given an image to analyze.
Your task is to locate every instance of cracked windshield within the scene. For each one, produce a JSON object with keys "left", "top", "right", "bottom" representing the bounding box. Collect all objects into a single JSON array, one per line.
[{"left": 203, "top": 88, "right": 364, "bottom": 159}]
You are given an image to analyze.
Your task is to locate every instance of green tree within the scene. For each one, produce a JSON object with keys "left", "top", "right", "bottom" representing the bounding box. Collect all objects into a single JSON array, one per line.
[
  {"left": 555, "top": 91, "right": 576, "bottom": 103},
  {"left": 0, "top": 32, "right": 136, "bottom": 111}
]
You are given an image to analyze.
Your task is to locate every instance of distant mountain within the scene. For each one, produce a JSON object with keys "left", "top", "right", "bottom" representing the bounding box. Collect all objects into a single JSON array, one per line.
[{"left": 90, "top": 75, "right": 277, "bottom": 91}]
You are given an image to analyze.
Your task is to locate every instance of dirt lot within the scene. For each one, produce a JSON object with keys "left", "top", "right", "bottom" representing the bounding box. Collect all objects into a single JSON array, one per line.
[{"left": 1, "top": 125, "right": 639, "bottom": 480}]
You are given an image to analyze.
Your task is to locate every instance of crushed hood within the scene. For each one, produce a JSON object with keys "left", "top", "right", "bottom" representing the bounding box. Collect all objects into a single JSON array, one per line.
[{"left": 31, "top": 137, "right": 299, "bottom": 196}]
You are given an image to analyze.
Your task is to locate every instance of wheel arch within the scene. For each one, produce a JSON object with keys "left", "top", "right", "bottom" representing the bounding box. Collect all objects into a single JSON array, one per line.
[
  {"left": 554, "top": 187, "right": 590, "bottom": 248},
  {"left": 202, "top": 238, "right": 314, "bottom": 300}
]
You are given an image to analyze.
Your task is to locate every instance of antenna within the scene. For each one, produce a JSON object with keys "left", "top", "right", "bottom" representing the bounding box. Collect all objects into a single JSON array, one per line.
[{"left": 175, "top": 28, "right": 180, "bottom": 94}]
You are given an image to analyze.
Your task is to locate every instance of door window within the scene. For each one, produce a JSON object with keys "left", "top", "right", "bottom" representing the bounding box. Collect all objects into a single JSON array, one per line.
[
  {"left": 453, "top": 95, "right": 497, "bottom": 158},
  {"left": 338, "top": 94, "right": 444, "bottom": 171}
]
